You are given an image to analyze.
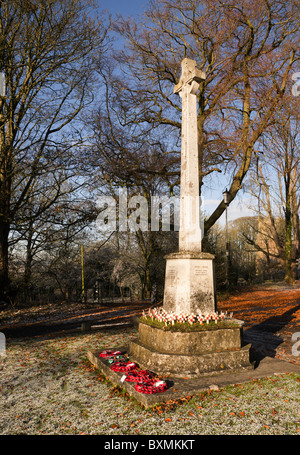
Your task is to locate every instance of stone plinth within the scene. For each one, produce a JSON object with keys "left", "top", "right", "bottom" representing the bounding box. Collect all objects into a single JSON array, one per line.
[
  {"left": 163, "top": 252, "right": 216, "bottom": 315},
  {"left": 129, "top": 321, "right": 253, "bottom": 378},
  {"left": 137, "top": 321, "right": 243, "bottom": 354}
]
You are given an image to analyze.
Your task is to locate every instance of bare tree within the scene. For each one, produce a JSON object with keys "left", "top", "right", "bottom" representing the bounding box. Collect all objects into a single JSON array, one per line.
[
  {"left": 104, "top": 0, "right": 300, "bottom": 234},
  {"left": 245, "top": 97, "right": 300, "bottom": 282},
  {"left": 0, "top": 0, "right": 109, "bottom": 302}
]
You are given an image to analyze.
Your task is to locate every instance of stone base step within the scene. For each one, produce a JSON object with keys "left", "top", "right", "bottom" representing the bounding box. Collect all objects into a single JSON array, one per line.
[
  {"left": 129, "top": 339, "right": 254, "bottom": 378},
  {"left": 87, "top": 348, "right": 300, "bottom": 408}
]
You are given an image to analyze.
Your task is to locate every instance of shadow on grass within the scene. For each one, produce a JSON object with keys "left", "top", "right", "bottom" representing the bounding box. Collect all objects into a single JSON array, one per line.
[{"left": 243, "top": 302, "right": 300, "bottom": 366}]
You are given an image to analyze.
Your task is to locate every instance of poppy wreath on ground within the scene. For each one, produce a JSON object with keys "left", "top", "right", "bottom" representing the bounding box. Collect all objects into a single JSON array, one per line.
[
  {"left": 106, "top": 355, "right": 127, "bottom": 365},
  {"left": 135, "top": 379, "right": 168, "bottom": 394},
  {"left": 124, "top": 370, "right": 154, "bottom": 383},
  {"left": 110, "top": 361, "right": 138, "bottom": 372},
  {"left": 99, "top": 350, "right": 122, "bottom": 358}
]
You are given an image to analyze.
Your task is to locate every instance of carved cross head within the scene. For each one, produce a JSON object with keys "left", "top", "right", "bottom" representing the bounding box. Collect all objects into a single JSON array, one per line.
[{"left": 174, "top": 58, "right": 206, "bottom": 94}]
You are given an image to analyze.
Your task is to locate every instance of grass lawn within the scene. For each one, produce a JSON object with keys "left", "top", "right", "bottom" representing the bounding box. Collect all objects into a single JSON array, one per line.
[{"left": 1, "top": 327, "right": 299, "bottom": 435}]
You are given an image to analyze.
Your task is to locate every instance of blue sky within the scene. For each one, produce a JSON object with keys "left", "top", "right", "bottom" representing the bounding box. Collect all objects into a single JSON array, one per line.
[{"left": 100, "top": 0, "right": 149, "bottom": 18}]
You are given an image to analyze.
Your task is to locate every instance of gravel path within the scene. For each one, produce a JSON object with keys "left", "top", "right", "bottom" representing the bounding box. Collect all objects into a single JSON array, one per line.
[{"left": 1, "top": 327, "right": 299, "bottom": 435}]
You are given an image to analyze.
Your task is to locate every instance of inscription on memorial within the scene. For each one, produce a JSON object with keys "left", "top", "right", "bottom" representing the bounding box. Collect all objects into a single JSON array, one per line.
[
  {"left": 167, "top": 266, "right": 177, "bottom": 286},
  {"left": 168, "top": 267, "right": 176, "bottom": 277},
  {"left": 194, "top": 265, "right": 209, "bottom": 276}
]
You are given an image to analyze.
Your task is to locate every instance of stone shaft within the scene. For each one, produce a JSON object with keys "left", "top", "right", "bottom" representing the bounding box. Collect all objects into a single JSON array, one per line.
[{"left": 174, "top": 58, "right": 205, "bottom": 253}]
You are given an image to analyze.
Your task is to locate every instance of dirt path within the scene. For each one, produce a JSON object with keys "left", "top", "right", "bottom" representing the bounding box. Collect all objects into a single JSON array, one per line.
[
  {"left": 218, "top": 287, "right": 300, "bottom": 365},
  {"left": 0, "top": 301, "right": 151, "bottom": 338}
]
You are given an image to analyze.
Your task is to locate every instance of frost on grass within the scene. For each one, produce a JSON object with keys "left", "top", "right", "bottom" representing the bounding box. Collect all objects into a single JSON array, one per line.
[{"left": 0, "top": 327, "right": 299, "bottom": 435}]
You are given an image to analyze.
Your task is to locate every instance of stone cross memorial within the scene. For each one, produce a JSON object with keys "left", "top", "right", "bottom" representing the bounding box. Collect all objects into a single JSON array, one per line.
[
  {"left": 89, "top": 57, "right": 253, "bottom": 389},
  {"left": 163, "top": 58, "right": 216, "bottom": 316}
]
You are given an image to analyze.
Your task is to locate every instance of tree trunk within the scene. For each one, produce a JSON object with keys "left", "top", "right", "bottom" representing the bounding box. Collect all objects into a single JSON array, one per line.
[
  {"left": 0, "top": 219, "right": 10, "bottom": 303},
  {"left": 24, "top": 227, "right": 34, "bottom": 304},
  {"left": 285, "top": 185, "right": 294, "bottom": 284}
]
